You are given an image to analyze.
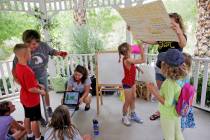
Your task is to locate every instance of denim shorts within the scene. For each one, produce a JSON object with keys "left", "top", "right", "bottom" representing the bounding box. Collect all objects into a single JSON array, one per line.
[
  {"left": 155, "top": 67, "right": 166, "bottom": 81},
  {"left": 155, "top": 73, "right": 166, "bottom": 81}
]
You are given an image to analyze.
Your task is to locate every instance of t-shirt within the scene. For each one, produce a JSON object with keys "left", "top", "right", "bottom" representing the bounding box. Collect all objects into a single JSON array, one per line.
[
  {"left": 157, "top": 41, "right": 183, "bottom": 53},
  {"left": 13, "top": 42, "right": 56, "bottom": 79},
  {"left": 44, "top": 127, "right": 83, "bottom": 140},
  {"left": 159, "top": 79, "right": 181, "bottom": 119},
  {"left": 0, "top": 116, "right": 13, "bottom": 140},
  {"left": 67, "top": 76, "right": 91, "bottom": 93},
  {"left": 15, "top": 63, "right": 40, "bottom": 107},
  {"left": 176, "top": 75, "right": 190, "bottom": 87},
  {"left": 157, "top": 34, "right": 187, "bottom": 53}
]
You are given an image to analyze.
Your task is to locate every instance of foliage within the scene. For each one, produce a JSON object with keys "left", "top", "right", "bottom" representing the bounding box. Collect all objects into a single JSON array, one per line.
[
  {"left": 87, "top": 8, "right": 121, "bottom": 34},
  {"left": 71, "top": 25, "right": 104, "bottom": 54}
]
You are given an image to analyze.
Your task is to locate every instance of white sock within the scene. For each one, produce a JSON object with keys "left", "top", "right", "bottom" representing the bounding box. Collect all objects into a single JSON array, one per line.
[{"left": 27, "top": 133, "right": 33, "bottom": 138}]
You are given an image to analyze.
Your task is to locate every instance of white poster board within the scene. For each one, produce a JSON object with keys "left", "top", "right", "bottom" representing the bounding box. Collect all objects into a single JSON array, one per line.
[
  {"left": 138, "top": 64, "right": 156, "bottom": 85},
  {"left": 97, "top": 52, "right": 124, "bottom": 85},
  {"left": 117, "top": 0, "right": 178, "bottom": 41}
]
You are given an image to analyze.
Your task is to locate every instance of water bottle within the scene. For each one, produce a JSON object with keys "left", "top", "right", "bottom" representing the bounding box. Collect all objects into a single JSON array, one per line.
[{"left": 93, "top": 119, "right": 99, "bottom": 136}]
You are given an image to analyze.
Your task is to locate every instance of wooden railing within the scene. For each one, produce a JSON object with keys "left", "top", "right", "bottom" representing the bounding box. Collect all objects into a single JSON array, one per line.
[{"left": 0, "top": 54, "right": 210, "bottom": 112}]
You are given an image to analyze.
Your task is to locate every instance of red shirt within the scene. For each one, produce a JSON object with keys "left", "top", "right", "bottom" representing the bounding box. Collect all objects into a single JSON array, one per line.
[
  {"left": 122, "top": 58, "right": 136, "bottom": 87},
  {"left": 15, "top": 63, "right": 40, "bottom": 107}
]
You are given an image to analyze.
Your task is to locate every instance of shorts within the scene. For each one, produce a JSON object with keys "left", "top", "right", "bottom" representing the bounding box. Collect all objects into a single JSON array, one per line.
[
  {"left": 123, "top": 84, "right": 132, "bottom": 89},
  {"left": 155, "top": 67, "right": 165, "bottom": 81},
  {"left": 23, "top": 104, "right": 41, "bottom": 121},
  {"left": 37, "top": 76, "right": 48, "bottom": 91},
  {"left": 6, "top": 134, "right": 15, "bottom": 140},
  {"left": 156, "top": 73, "right": 166, "bottom": 81}
]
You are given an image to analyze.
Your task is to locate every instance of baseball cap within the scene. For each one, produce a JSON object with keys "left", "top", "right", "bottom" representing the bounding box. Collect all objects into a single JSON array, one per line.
[{"left": 157, "top": 49, "right": 184, "bottom": 67}]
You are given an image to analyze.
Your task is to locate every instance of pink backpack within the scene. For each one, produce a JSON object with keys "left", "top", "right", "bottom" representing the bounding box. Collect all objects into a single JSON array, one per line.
[{"left": 176, "top": 83, "right": 195, "bottom": 117}]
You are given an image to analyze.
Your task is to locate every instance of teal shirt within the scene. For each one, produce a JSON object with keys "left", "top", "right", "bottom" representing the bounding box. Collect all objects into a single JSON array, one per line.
[{"left": 159, "top": 79, "right": 181, "bottom": 119}]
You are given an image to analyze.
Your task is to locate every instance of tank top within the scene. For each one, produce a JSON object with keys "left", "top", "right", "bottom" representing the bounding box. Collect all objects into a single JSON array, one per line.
[{"left": 122, "top": 58, "right": 136, "bottom": 87}]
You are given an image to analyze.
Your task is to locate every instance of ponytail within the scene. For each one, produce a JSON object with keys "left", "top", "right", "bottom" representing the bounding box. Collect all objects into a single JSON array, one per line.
[{"left": 119, "top": 53, "right": 121, "bottom": 63}]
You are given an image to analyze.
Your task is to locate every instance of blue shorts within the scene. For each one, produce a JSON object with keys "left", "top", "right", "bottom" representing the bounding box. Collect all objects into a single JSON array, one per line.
[
  {"left": 37, "top": 76, "right": 48, "bottom": 91},
  {"left": 155, "top": 73, "right": 166, "bottom": 81},
  {"left": 6, "top": 134, "right": 15, "bottom": 140},
  {"left": 123, "top": 84, "right": 132, "bottom": 89}
]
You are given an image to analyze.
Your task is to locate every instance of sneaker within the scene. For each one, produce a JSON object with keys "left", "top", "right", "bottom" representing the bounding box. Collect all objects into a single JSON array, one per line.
[
  {"left": 130, "top": 112, "right": 143, "bottom": 123},
  {"left": 40, "top": 136, "right": 44, "bottom": 140},
  {"left": 40, "top": 116, "right": 47, "bottom": 127},
  {"left": 47, "top": 107, "right": 53, "bottom": 117},
  {"left": 84, "top": 105, "right": 90, "bottom": 111},
  {"left": 122, "top": 116, "right": 131, "bottom": 126}
]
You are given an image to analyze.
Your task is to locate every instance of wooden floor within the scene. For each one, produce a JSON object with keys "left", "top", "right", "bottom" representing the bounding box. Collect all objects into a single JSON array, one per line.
[{"left": 8, "top": 91, "right": 210, "bottom": 140}]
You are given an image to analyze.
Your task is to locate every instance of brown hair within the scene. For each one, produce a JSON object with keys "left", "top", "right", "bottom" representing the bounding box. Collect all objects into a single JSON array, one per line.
[
  {"left": 183, "top": 53, "right": 192, "bottom": 72},
  {"left": 22, "top": 29, "right": 41, "bottom": 43},
  {"left": 161, "top": 62, "right": 187, "bottom": 80},
  {"left": 47, "top": 105, "right": 78, "bottom": 140},
  {"left": 0, "top": 101, "right": 10, "bottom": 116},
  {"left": 118, "top": 42, "right": 130, "bottom": 62},
  {"left": 169, "top": 13, "right": 185, "bottom": 33},
  {"left": 13, "top": 44, "right": 27, "bottom": 54},
  {"left": 74, "top": 65, "right": 88, "bottom": 84}
]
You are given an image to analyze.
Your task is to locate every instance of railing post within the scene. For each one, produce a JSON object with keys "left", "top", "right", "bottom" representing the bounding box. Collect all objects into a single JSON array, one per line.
[
  {"left": 193, "top": 60, "right": 200, "bottom": 104},
  {"left": 0, "top": 63, "right": 9, "bottom": 96},
  {"left": 200, "top": 61, "right": 209, "bottom": 108}
]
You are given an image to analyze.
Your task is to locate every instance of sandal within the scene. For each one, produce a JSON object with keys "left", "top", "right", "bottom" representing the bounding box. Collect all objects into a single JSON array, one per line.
[{"left": 149, "top": 113, "right": 160, "bottom": 121}]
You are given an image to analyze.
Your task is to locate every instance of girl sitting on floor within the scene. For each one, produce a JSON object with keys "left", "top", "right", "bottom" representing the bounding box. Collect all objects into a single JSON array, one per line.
[{"left": 45, "top": 105, "right": 92, "bottom": 140}]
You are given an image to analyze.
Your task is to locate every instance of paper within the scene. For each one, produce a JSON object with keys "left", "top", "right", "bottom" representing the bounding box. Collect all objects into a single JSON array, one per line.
[
  {"left": 138, "top": 64, "right": 156, "bottom": 85},
  {"left": 117, "top": 0, "right": 178, "bottom": 41}
]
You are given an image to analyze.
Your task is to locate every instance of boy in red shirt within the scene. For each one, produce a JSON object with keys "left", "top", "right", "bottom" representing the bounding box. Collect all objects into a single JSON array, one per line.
[{"left": 13, "top": 44, "right": 45, "bottom": 140}]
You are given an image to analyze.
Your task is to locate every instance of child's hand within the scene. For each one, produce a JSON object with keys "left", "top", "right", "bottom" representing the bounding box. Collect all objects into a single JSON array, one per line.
[
  {"left": 38, "top": 84, "right": 45, "bottom": 90},
  {"left": 146, "top": 83, "right": 157, "bottom": 94},
  {"left": 39, "top": 89, "right": 46, "bottom": 96},
  {"left": 127, "top": 25, "right": 131, "bottom": 31}
]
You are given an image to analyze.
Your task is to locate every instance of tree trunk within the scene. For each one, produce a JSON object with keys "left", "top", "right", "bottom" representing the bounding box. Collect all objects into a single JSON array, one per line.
[
  {"left": 195, "top": 0, "right": 210, "bottom": 57},
  {"left": 73, "top": 0, "right": 87, "bottom": 26}
]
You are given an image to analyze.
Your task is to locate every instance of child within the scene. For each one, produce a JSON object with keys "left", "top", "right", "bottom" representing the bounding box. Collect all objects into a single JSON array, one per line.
[
  {"left": 142, "top": 13, "right": 187, "bottom": 121},
  {"left": 177, "top": 53, "right": 195, "bottom": 131},
  {"left": 13, "top": 44, "right": 46, "bottom": 140},
  {"left": 12, "top": 29, "right": 68, "bottom": 120},
  {"left": 118, "top": 42, "right": 145, "bottom": 126},
  {"left": 0, "top": 101, "right": 26, "bottom": 140},
  {"left": 45, "top": 105, "right": 92, "bottom": 140},
  {"left": 147, "top": 49, "right": 187, "bottom": 140}
]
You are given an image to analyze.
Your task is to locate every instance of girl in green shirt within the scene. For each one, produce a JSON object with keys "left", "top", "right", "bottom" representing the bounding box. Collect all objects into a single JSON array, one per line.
[{"left": 147, "top": 49, "right": 187, "bottom": 140}]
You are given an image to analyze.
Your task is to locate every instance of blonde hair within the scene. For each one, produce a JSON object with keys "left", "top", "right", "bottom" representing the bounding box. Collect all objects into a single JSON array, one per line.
[
  {"left": 118, "top": 42, "right": 130, "bottom": 62},
  {"left": 161, "top": 62, "right": 187, "bottom": 80}
]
